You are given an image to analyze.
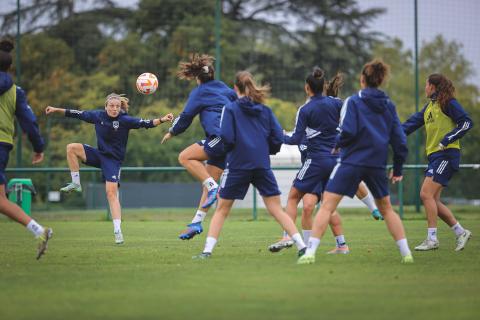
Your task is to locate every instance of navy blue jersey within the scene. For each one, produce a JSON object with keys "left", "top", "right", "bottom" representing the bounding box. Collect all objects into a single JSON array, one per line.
[
  {"left": 65, "top": 109, "right": 156, "bottom": 161},
  {"left": 220, "top": 97, "right": 283, "bottom": 170},
  {"left": 284, "top": 94, "right": 343, "bottom": 159},
  {"left": 335, "top": 88, "right": 408, "bottom": 176},
  {"left": 169, "top": 80, "right": 237, "bottom": 138}
]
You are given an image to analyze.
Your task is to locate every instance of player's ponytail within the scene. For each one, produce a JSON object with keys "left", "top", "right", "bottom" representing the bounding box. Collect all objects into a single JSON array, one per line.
[
  {"left": 0, "top": 38, "right": 14, "bottom": 72},
  {"left": 428, "top": 73, "right": 455, "bottom": 113},
  {"left": 235, "top": 71, "right": 270, "bottom": 104},
  {"left": 177, "top": 53, "right": 215, "bottom": 83},
  {"left": 325, "top": 73, "right": 344, "bottom": 97},
  {"left": 361, "top": 59, "right": 390, "bottom": 88},
  {"left": 105, "top": 93, "right": 130, "bottom": 113}
]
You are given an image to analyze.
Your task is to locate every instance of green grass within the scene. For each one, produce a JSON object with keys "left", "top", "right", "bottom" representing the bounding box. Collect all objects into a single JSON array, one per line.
[{"left": 0, "top": 208, "right": 479, "bottom": 320}]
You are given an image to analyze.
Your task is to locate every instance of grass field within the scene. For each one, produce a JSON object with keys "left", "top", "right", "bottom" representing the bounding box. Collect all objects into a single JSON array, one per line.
[{"left": 0, "top": 207, "right": 479, "bottom": 320}]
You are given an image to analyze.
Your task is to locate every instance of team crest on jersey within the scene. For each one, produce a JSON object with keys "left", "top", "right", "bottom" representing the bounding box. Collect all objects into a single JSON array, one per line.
[{"left": 113, "top": 121, "right": 120, "bottom": 130}]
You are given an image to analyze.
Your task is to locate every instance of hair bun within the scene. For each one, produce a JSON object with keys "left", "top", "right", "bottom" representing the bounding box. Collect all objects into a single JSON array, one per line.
[
  {"left": 0, "top": 39, "right": 14, "bottom": 53},
  {"left": 312, "top": 67, "right": 324, "bottom": 79}
]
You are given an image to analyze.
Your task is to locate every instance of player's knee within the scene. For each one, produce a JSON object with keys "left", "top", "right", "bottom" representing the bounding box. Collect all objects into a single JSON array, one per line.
[
  {"left": 303, "top": 202, "right": 316, "bottom": 216},
  {"left": 178, "top": 152, "right": 188, "bottom": 166},
  {"left": 66, "top": 143, "right": 76, "bottom": 153},
  {"left": 105, "top": 189, "right": 117, "bottom": 200},
  {"left": 420, "top": 189, "right": 433, "bottom": 202}
]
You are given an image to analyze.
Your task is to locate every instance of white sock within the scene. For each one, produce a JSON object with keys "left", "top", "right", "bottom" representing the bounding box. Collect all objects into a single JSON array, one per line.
[
  {"left": 71, "top": 171, "right": 80, "bottom": 185},
  {"left": 203, "top": 236, "right": 217, "bottom": 253},
  {"left": 291, "top": 233, "right": 306, "bottom": 250},
  {"left": 305, "top": 237, "right": 321, "bottom": 256},
  {"left": 451, "top": 223, "right": 465, "bottom": 237},
  {"left": 302, "top": 230, "right": 311, "bottom": 244},
  {"left": 360, "top": 192, "right": 377, "bottom": 212},
  {"left": 113, "top": 219, "right": 122, "bottom": 233},
  {"left": 26, "top": 219, "right": 45, "bottom": 238},
  {"left": 335, "top": 235, "right": 347, "bottom": 248},
  {"left": 191, "top": 210, "right": 207, "bottom": 224},
  {"left": 202, "top": 177, "right": 218, "bottom": 191},
  {"left": 427, "top": 228, "right": 438, "bottom": 241},
  {"left": 396, "top": 238, "right": 412, "bottom": 257},
  {"left": 282, "top": 230, "right": 289, "bottom": 238}
]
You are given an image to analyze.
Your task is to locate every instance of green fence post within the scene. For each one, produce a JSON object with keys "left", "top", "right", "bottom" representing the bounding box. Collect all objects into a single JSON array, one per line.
[
  {"left": 413, "top": 0, "right": 421, "bottom": 213},
  {"left": 15, "top": 0, "right": 22, "bottom": 167},
  {"left": 252, "top": 186, "right": 257, "bottom": 220},
  {"left": 398, "top": 179, "right": 404, "bottom": 219},
  {"left": 215, "top": 0, "right": 221, "bottom": 80}
]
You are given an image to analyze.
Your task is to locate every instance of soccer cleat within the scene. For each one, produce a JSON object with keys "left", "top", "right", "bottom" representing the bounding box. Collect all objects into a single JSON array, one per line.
[
  {"left": 297, "top": 247, "right": 307, "bottom": 257},
  {"left": 36, "top": 228, "right": 53, "bottom": 260},
  {"left": 268, "top": 237, "right": 295, "bottom": 253},
  {"left": 201, "top": 187, "right": 219, "bottom": 209},
  {"left": 414, "top": 239, "right": 439, "bottom": 251},
  {"left": 455, "top": 230, "right": 472, "bottom": 252},
  {"left": 371, "top": 209, "right": 384, "bottom": 220},
  {"left": 192, "top": 252, "right": 211, "bottom": 260},
  {"left": 401, "top": 254, "right": 414, "bottom": 264},
  {"left": 60, "top": 182, "right": 82, "bottom": 193},
  {"left": 179, "top": 222, "right": 203, "bottom": 240},
  {"left": 114, "top": 231, "right": 124, "bottom": 244},
  {"left": 297, "top": 254, "right": 315, "bottom": 265},
  {"left": 327, "top": 245, "right": 350, "bottom": 254}
]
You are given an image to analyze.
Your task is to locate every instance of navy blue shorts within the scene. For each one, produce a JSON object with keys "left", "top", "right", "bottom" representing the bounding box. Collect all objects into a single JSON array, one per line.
[
  {"left": 197, "top": 136, "right": 226, "bottom": 170},
  {"left": 219, "top": 168, "right": 281, "bottom": 200},
  {"left": 0, "top": 144, "right": 13, "bottom": 185},
  {"left": 325, "top": 162, "right": 389, "bottom": 199},
  {"left": 425, "top": 150, "right": 460, "bottom": 187},
  {"left": 293, "top": 157, "right": 337, "bottom": 197},
  {"left": 83, "top": 144, "right": 122, "bottom": 183}
]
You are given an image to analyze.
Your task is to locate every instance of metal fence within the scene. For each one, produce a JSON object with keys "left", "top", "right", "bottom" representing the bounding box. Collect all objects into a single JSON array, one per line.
[{"left": 6, "top": 164, "right": 480, "bottom": 219}]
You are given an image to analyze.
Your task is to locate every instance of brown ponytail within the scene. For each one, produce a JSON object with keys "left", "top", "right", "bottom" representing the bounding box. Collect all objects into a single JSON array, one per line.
[
  {"left": 235, "top": 71, "right": 270, "bottom": 104},
  {"left": 325, "top": 73, "right": 344, "bottom": 97},
  {"left": 177, "top": 53, "right": 215, "bottom": 83},
  {"left": 361, "top": 59, "right": 390, "bottom": 88},
  {"left": 428, "top": 73, "right": 455, "bottom": 113}
]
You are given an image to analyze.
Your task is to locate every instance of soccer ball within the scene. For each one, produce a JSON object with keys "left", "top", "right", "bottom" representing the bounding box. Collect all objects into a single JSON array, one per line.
[{"left": 136, "top": 73, "right": 158, "bottom": 95}]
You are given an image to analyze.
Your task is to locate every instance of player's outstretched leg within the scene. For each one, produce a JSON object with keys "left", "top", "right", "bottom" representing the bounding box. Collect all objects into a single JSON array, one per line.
[
  {"left": 356, "top": 182, "right": 383, "bottom": 220},
  {"left": 0, "top": 185, "right": 53, "bottom": 259}
]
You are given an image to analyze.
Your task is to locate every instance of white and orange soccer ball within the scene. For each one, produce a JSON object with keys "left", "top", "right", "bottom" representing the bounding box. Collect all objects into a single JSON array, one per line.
[{"left": 136, "top": 73, "right": 158, "bottom": 95}]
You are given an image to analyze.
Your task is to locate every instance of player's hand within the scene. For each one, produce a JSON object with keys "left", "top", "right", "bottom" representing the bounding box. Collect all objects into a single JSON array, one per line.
[
  {"left": 161, "top": 113, "right": 174, "bottom": 123},
  {"left": 32, "top": 152, "right": 44, "bottom": 164},
  {"left": 45, "top": 106, "right": 56, "bottom": 115},
  {"left": 389, "top": 169, "right": 403, "bottom": 184},
  {"left": 161, "top": 132, "right": 172, "bottom": 144},
  {"left": 438, "top": 142, "right": 446, "bottom": 151}
]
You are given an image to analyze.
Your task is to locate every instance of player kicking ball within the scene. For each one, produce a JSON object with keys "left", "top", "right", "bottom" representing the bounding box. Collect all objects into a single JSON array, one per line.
[{"left": 46, "top": 94, "right": 173, "bottom": 244}]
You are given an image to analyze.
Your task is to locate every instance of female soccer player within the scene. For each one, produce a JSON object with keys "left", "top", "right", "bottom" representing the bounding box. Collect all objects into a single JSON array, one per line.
[
  {"left": 298, "top": 59, "right": 413, "bottom": 264},
  {"left": 268, "top": 68, "right": 382, "bottom": 255},
  {"left": 194, "top": 71, "right": 307, "bottom": 259},
  {"left": 161, "top": 54, "right": 237, "bottom": 240},
  {"left": 45, "top": 94, "right": 173, "bottom": 244},
  {"left": 0, "top": 38, "right": 52, "bottom": 259},
  {"left": 403, "top": 74, "right": 473, "bottom": 251}
]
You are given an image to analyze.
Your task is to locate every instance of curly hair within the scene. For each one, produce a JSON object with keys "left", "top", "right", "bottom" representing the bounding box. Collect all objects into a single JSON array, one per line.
[
  {"left": 177, "top": 53, "right": 215, "bottom": 83},
  {"left": 428, "top": 73, "right": 455, "bottom": 113}
]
